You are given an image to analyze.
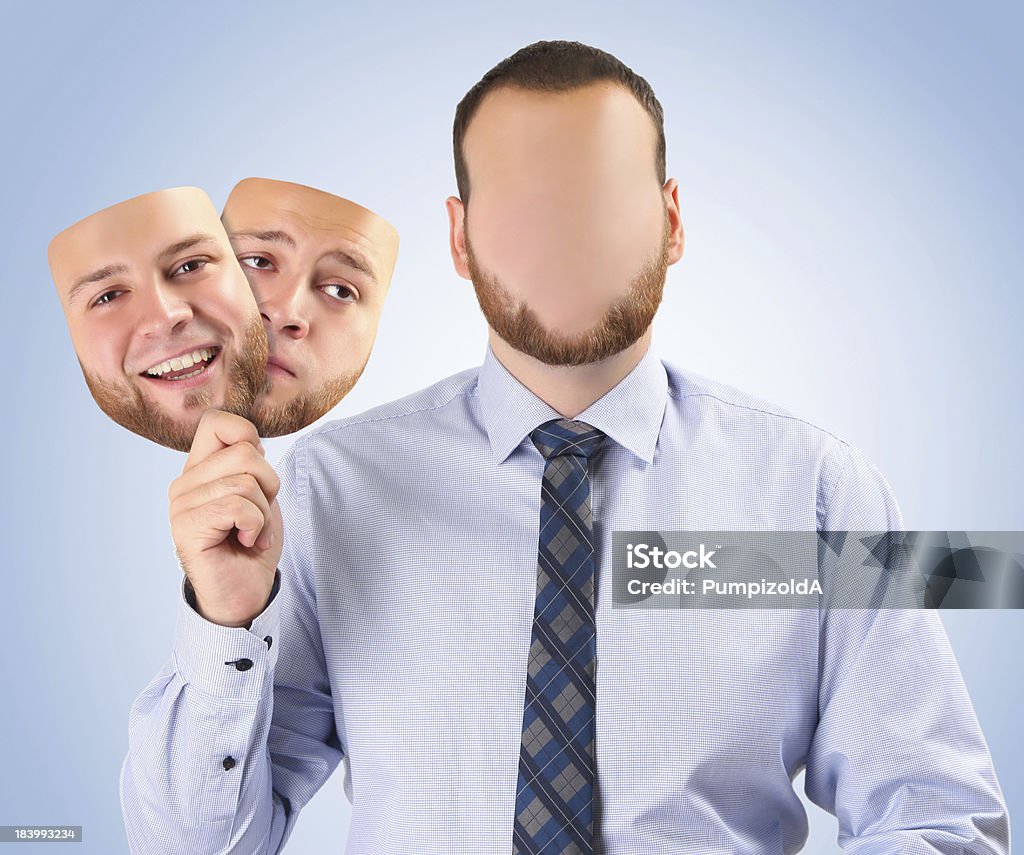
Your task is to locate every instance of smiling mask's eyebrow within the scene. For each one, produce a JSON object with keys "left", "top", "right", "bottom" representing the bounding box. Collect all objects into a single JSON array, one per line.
[
  {"left": 67, "top": 263, "right": 129, "bottom": 306},
  {"left": 156, "top": 233, "right": 221, "bottom": 263}
]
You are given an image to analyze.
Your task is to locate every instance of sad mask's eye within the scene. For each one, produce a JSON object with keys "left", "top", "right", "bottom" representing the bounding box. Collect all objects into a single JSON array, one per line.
[
  {"left": 322, "top": 283, "right": 357, "bottom": 303},
  {"left": 240, "top": 255, "right": 274, "bottom": 272}
]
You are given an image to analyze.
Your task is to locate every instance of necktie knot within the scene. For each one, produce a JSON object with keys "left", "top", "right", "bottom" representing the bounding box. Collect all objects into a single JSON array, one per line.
[{"left": 531, "top": 418, "right": 606, "bottom": 461}]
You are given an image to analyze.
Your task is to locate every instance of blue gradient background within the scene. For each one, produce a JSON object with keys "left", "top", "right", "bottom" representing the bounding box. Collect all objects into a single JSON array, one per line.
[{"left": 2, "top": 2, "right": 1020, "bottom": 852}]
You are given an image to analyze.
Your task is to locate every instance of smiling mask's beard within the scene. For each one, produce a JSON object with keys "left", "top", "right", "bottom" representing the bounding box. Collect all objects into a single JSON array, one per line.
[
  {"left": 80, "top": 313, "right": 268, "bottom": 452},
  {"left": 466, "top": 212, "right": 671, "bottom": 367},
  {"left": 248, "top": 357, "right": 367, "bottom": 437}
]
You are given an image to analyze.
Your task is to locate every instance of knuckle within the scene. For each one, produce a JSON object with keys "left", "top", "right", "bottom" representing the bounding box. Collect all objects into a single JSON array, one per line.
[
  {"left": 227, "top": 411, "right": 258, "bottom": 440},
  {"left": 226, "top": 471, "right": 258, "bottom": 494},
  {"left": 239, "top": 498, "right": 264, "bottom": 527},
  {"left": 240, "top": 471, "right": 261, "bottom": 493},
  {"left": 226, "top": 442, "right": 259, "bottom": 468},
  {"left": 240, "top": 441, "right": 263, "bottom": 464},
  {"left": 236, "top": 494, "right": 263, "bottom": 524},
  {"left": 235, "top": 473, "right": 266, "bottom": 506},
  {"left": 242, "top": 420, "right": 260, "bottom": 444}
]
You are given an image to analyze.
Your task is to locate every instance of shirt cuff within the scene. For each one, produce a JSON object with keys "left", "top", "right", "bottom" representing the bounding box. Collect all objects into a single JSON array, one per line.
[{"left": 173, "top": 570, "right": 282, "bottom": 700}]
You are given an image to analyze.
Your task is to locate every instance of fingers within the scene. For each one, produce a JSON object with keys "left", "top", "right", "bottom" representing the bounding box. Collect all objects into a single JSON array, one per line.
[
  {"left": 169, "top": 410, "right": 281, "bottom": 554},
  {"left": 257, "top": 496, "right": 281, "bottom": 551},
  {"left": 183, "top": 409, "right": 263, "bottom": 472},
  {"left": 172, "top": 493, "right": 268, "bottom": 551},
  {"left": 170, "top": 441, "right": 280, "bottom": 506},
  {"left": 172, "top": 472, "right": 273, "bottom": 540}
]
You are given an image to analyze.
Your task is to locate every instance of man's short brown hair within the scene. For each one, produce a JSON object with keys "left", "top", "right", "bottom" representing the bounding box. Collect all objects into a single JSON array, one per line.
[{"left": 453, "top": 40, "right": 667, "bottom": 206}]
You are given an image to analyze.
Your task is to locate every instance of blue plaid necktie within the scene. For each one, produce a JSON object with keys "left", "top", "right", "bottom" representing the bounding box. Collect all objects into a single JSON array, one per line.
[{"left": 514, "top": 418, "right": 606, "bottom": 855}]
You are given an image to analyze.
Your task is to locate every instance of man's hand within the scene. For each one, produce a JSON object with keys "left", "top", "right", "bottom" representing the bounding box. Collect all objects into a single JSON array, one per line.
[{"left": 169, "top": 410, "right": 283, "bottom": 628}]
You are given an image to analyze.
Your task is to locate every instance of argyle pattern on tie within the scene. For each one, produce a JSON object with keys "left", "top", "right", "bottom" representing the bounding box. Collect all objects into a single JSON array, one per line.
[{"left": 514, "top": 418, "right": 606, "bottom": 855}]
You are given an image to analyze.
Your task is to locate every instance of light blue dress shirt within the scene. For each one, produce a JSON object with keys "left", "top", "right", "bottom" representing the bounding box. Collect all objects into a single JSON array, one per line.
[{"left": 120, "top": 343, "right": 1009, "bottom": 854}]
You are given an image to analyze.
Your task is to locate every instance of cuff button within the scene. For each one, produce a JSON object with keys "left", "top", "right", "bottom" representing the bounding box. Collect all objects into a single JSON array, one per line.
[
  {"left": 229, "top": 658, "right": 254, "bottom": 671},
  {"left": 222, "top": 756, "right": 236, "bottom": 771}
]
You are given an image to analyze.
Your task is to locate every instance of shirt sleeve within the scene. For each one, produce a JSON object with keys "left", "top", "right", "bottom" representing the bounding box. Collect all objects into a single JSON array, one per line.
[
  {"left": 804, "top": 439, "right": 1010, "bottom": 854},
  {"left": 119, "top": 436, "right": 345, "bottom": 854}
]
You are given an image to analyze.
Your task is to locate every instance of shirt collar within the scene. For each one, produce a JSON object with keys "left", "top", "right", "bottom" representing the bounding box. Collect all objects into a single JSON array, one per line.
[{"left": 476, "top": 341, "right": 668, "bottom": 466}]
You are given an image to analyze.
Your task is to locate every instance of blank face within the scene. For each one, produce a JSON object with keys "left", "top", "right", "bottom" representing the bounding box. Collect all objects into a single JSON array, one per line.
[
  {"left": 49, "top": 187, "right": 267, "bottom": 451},
  {"left": 460, "top": 82, "right": 667, "bottom": 338},
  {"left": 222, "top": 178, "right": 399, "bottom": 435}
]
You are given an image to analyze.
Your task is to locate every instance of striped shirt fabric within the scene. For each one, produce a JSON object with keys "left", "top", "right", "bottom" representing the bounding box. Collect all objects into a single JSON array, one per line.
[{"left": 120, "top": 342, "right": 1009, "bottom": 854}]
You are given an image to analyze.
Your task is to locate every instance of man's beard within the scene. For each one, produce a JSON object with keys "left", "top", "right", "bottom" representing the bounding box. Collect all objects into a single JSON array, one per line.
[
  {"left": 80, "top": 313, "right": 268, "bottom": 452},
  {"left": 465, "top": 213, "right": 671, "bottom": 367},
  {"left": 247, "top": 359, "right": 367, "bottom": 438}
]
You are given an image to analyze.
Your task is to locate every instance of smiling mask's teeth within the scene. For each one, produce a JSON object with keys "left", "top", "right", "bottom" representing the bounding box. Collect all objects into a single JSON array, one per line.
[{"left": 145, "top": 347, "right": 215, "bottom": 377}]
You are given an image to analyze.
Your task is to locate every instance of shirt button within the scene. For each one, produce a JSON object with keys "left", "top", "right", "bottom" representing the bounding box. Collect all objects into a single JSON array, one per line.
[
  {"left": 222, "top": 756, "right": 236, "bottom": 771},
  {"left": 232, "top": 658, "right": 253, "bottom": 671},
  {"left": 264, "top": 636, "right": 273, "bottom": 649}
]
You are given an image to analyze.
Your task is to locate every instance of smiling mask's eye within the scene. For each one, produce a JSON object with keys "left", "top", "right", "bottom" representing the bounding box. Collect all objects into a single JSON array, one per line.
[
  {"left": 92, "top": 289, "right": 124, "bottom": 308},
  {"left": 171, "top": 258, "right": 209, "bottom": 277},
  {"left": 239, "top": 255, "right": 274, "bottom": 271}
]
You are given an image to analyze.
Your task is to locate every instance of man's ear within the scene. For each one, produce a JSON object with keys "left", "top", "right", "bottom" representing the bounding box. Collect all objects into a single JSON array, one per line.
[
  {"left": 663, "top": 178, "right": 685, "bottom": 266},
  {"left": 446, "top": 196, "right": 472, "bottom": 280}
]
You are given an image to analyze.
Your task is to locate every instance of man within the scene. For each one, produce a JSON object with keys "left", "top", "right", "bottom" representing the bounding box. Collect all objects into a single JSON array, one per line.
[
  {"left": 221, "top": 178, "right": 400, "bottom": 436},
  {"left": 48, "top": 186, "right": 267, "bottom": 452},
  {"left": 120, "top": 41, "right": 1009, "bottom": 853}
]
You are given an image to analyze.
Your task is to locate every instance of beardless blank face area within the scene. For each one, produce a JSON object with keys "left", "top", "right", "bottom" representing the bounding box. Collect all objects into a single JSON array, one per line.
[
  {"left": 221, "top": 178, "right": 399, "bottom": 437},
  {"left": 48, "top": 187, "right": 267, "bottom": 452},
  {"left": 450, "top": 81, "right": 684, "bottom": 366}
]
